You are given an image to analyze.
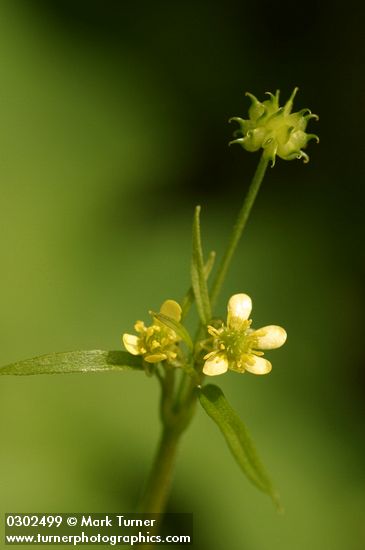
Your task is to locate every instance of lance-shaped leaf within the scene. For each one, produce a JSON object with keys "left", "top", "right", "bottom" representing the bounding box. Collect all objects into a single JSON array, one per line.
[
  {"left": 181, "top": 250, "right": 216, "bottom": 319},
  {"left": 199, "top": 384, "right": 280, "bottom": 509},
  {"left": 191, "top": 206, "right": 212, "bottom": 325},
  {"left": 0, "top": 350, "right": 143, "bottom": 376},
  {"left": 150, "top": 311, "right": 193, "bottom": 351}
]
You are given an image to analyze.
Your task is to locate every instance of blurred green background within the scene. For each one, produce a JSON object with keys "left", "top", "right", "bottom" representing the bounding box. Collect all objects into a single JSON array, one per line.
[{"left": 0, "top": 0, "right": 364, "bottom": 548}]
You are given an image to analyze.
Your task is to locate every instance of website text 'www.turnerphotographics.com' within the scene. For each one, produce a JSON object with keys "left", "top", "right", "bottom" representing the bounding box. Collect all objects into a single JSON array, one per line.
[{"left": 4, "top": 513, "right": 192, "bottom": 546}]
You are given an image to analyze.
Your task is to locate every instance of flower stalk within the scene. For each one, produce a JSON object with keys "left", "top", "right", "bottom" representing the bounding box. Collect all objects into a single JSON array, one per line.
[{"left": 209, "top": 153, "right": 269, "bottom": 309}]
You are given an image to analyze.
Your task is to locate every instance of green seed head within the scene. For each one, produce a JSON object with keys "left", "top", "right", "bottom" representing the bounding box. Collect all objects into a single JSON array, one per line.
[{"left": 229, "top": 88, "right": 319, "bottom": 166}]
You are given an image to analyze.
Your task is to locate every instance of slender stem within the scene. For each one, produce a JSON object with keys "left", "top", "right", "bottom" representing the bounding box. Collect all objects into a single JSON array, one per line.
[
  {"left": 139, "top": 427, "right": 181, "bottom": 514},
  {"left": 209, "top": 153, "right": 269, "bottom": 309},
  {"left": 139, "top": 373, "right": 197, "bottom": 516}
]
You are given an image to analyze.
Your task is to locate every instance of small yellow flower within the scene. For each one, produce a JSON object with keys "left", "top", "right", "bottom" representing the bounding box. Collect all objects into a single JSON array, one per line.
[
  {"left": 229, "top": 88, "right": 319, "bottom": 165},
  {"left": 122, "top": 300, "right": 182, "bottom": 364},
  {"left": 203, "top": 293, "right": 287, "bottom": 376}
]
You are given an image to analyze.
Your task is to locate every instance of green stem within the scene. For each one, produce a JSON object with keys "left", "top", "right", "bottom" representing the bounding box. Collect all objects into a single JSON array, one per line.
[
  {"left": 139, "top": 372, "right": 197, "bottom": 514},
  {"left": 174, "top": 370, "right": 191, "bottom": 407},
  {"left": 209, "top": 153, "right": 269, "bottom": 309},
  {"left": 139, "top": 427, "right": 181, "bottom": 514}
]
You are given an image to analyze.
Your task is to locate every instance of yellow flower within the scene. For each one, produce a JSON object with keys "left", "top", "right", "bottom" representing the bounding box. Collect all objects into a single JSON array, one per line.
[
  {"left": 122, "top": 300, "right": 182, "bottom": 364},
  {"left": 229, "top": 88, "right": 319, "bottom": 165},
  {"left": 203, "top": 293, "right": 287, "bottom": 376}
]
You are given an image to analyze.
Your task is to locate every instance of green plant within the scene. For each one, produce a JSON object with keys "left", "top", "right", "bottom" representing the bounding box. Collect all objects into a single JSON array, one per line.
[{"left": 1, "top": 88, "right": 318, "bottom": 518}]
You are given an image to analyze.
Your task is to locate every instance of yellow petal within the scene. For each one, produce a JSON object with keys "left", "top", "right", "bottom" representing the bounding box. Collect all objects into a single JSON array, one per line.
[
  {"left": 203, "top": 353, "right": 229, "bottom": 376},
  {"left": 144, "top": 352, "right": 167, "bottom": 363},
  {"left": 244, "top": 355, "right": 272, "bottom": 375},
  {"left": 227, "top": 293, "right": 252, "bottom": 329},
  {"left": 159, "top": 299, "right": 182, "bottom": 322},
  {"left": 253, "top": 325, "right": 287, "bottom": 349},
  {"left": 122, "top": 334, "right": 140, "bottom": 355}
]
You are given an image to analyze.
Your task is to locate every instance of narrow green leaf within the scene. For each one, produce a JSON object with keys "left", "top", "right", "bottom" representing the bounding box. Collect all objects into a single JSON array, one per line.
[
  {"left": 191, "top": 205, "right": 212, "bottom": 325},
  {"left": 181, "top": 250, "right": 216, "bottom": 319},
  {"left": 0, "top": 350, "right": 143, "bottom": 376},
  {"left": 199, "top": 384, "right": 280, "bottom": 509},
  {"left": 151, "top": 311, "right": 193, "bottom": 351}
]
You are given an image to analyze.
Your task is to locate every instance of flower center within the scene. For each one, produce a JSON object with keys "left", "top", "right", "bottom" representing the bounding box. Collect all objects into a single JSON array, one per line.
[{"left": 219, "top": 323, "right": 253, "bottom": 362}]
